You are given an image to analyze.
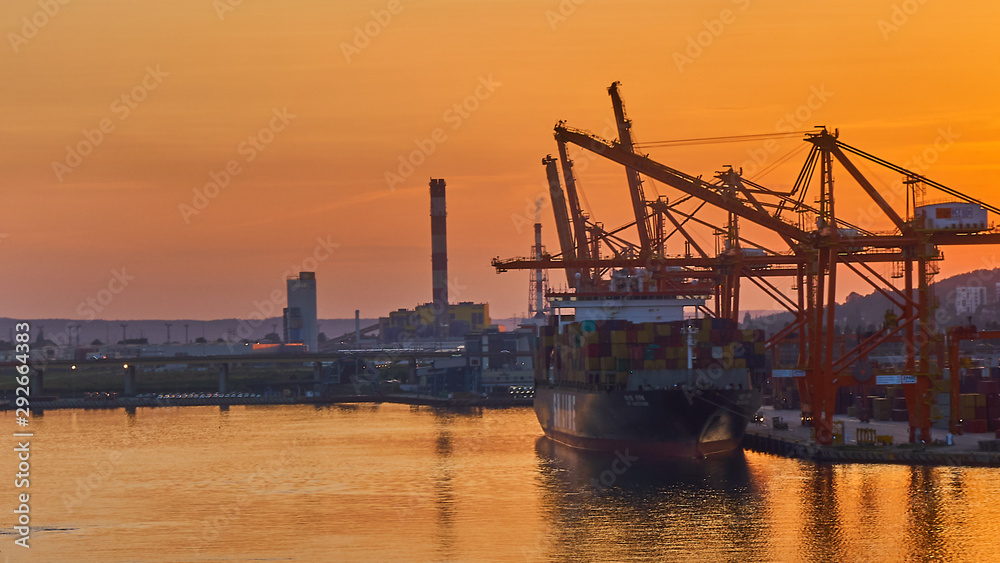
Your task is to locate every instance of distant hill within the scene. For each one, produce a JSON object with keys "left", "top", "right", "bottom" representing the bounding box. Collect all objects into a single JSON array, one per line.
[
  {"left": 0, "top": 317, "right": 378, "bottom": 347},
  {"left": 749, "top": 268, "right": 1000, "bottom": 334}
]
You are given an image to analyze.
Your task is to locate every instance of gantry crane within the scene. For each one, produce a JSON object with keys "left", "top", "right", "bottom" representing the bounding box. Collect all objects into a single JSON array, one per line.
[{"left": 494, "top": 82, "right": 1000, "bottom": 445}]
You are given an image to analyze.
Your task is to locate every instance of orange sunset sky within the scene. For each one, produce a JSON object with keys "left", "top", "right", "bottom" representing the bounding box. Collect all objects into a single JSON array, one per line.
[{"left": 4, "top": 0, "right": 1000, "bottom": 321}]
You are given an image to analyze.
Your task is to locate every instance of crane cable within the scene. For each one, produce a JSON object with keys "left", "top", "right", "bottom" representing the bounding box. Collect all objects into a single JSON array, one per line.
[
  {"left": 634, "top": 130, "right": 813, "bottom": 149},
  {"left": 749, "top": 143, "right": 810, "bottom": 182}
]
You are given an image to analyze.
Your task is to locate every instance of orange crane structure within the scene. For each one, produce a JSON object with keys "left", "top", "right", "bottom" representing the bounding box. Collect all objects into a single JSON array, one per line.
[{"left": 494, "top": 82, "right": 1000, "bottom": 445}]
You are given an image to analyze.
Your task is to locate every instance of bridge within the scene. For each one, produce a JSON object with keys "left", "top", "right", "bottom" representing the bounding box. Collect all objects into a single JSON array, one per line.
[{"left": 11, "top": 350, "right": 464, "bottom": 397}]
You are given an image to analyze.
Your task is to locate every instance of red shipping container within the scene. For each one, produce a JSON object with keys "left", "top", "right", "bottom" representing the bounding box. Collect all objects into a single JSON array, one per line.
[
  {"left": 988, "top": 418, "right": 1000, "bottom": 432},
  {"left": 988, "top": 395, "right": 1000, "bottom": 419},
  {"left": 963, "top": 419, "right": 988, "bottom": 433},
  {"left": 976, "top": 406, "right": 989, "bottom": 420},
  {"left": 977, "top": 379, "right": 1000, "bottom": 395}
]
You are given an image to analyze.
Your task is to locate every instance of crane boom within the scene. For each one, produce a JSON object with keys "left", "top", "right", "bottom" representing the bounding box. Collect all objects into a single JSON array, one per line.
[
  {"left": 556, "top": 138, "right": 592, "bottom": 285},
  {"left": 554, "top": 124, "right": 811, "bottom": 243},
  {"left": 608, "top": 82, "right": 653, "bottom": 254},
  {"left": 542, "top": 155, "right": 579, "bottom": 286},
  {"left": 555, "top": 139, "right": 590, "bottom": 260}
]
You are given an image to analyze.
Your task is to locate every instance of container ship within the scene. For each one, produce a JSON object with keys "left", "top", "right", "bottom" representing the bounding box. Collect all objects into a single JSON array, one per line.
[{"left": 533, "top": 270, "right": 766, "bottom": 458}]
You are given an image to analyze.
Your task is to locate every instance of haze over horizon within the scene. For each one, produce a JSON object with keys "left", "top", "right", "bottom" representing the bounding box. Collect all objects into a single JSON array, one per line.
[{"left": 6, "top": 0, "right": 1000, "bottom": 322}]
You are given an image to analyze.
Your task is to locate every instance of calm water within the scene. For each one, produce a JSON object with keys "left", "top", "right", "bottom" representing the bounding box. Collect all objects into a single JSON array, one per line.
[{"left": 3, "top": 404, "right": 1000, "bottom": 562}]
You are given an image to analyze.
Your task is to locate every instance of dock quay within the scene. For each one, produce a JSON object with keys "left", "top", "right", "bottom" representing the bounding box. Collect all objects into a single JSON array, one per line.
[
  {"left": 2, "top": 393, "right": 532, "bottom": 412},
  {"left": 744, "top": 406, "right": 1000, "bottom": 467}
]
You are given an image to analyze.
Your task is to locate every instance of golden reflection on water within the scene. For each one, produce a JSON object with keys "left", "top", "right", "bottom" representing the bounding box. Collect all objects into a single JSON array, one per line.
[{"left": 2, "top": 405, "right": 1000, "bottom": 562}]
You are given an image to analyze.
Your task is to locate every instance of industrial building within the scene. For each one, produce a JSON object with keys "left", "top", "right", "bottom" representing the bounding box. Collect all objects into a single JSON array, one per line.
[
  {"left": 409, "top": 324, "right": 538, "bottom": 396},
  {"left": 378, "top": 301, "right": 490, "bottom": 344},
  {"left": 465, "top": 326, "right": 536, "bottom": 393},
  {"left": 956, "top": 286, "right": 987, "bottom": 315},
  {"left": 284, "top": 271, "right": 318, "bottom": 351},
  {"left": 375, "top": 178, "right": 491, "bottom": 347}
]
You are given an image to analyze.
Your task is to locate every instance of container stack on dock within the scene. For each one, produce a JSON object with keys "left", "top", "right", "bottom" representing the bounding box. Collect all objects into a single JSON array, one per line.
[
  {"left": 871, "top": 396, "right": 891, "bottom": 421},
  {"left": 958, "top": 379, "right": 1000, "bottom": 433},
  {"left": 537, "top": 318, "right": 767, "bottom": 386},
  {"left": 889, "top": 387, "right": 909, "bottom": 422}
]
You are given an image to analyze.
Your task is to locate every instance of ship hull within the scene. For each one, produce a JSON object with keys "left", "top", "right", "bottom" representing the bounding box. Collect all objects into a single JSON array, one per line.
[{"left": 534, "top": 385, "right": 761, "bottom": 459}]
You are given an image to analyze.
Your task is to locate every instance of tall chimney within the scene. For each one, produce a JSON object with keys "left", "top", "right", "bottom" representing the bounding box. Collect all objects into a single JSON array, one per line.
[
  {"left": 430, "top": 178, "right": 448, "bottom": 336},
  {"left": 534, "top": 222, "right": 544, "bottom": 317}
]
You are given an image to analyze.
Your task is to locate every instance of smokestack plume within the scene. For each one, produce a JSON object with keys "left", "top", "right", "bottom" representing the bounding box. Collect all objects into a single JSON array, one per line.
[{"left": 430, "top": 178, "right": 448, "bottom": 335}]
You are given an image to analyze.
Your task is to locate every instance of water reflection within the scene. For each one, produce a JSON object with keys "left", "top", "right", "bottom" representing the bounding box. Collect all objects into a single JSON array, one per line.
[
  {"left": 17, "top": 405, "right": 1000, "bottom": 562},
  {"left": 533, "top": 437, "right": 767, "bottom": 562},
  {"left": 800, "top": 464, "right": 846, "bottom": 561},
  {"left": 905, "top": 467, "right": 951, "bottom": 563},
  {"left": 433, "top": 415, "right": 456, "bottom": 561}
]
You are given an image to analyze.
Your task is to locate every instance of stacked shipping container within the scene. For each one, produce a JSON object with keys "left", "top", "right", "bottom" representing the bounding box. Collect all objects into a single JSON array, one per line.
[
  {"left": 537, "top": 317, "right": 767, "bottom": 387},
  {"left": 958, "top": 379, "right": 1000, "bottom": 433}
]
